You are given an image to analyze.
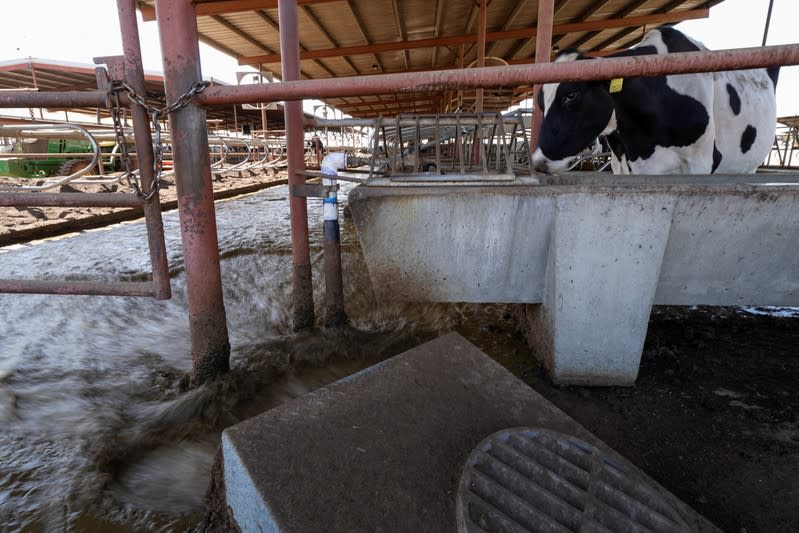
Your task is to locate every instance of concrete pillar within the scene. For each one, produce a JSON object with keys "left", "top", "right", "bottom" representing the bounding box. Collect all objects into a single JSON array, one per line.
[{"left": 525, "top": 193, "right": 675, "bottom": 386}]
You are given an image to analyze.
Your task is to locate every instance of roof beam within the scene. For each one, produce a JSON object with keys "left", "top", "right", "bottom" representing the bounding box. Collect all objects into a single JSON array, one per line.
[
  {"left": 504, "top": 0, "right": 570, "bottom": 61},
  {"left": 300, "top": 4, "right": 360, "bottom": 75},
  {"left": 253, "top": 10, "right": 331, "bottom": 79},
  {"left": 551, "top": 0, "right": 615, "bottom": 50},
  {"left": 139, "top": 0, "right": 340, "bottom": 21},
  {"left": 588, "top": 0, "right": 701, "bottom": 52},
  {"left": 238, "top": 8, "right": 708, "bottom": 65},
  {"left": 565, "top": 0, "right": 650, "bottom": 51},
  {"left": 342, "top": 105, "right": 439, "bottom": 117},
  {"left": 431, "top": 0, "right": 446, "bottom": 66},
  {"left": 344, "top": 1, "right": 384, "bottom": 73},
  {"left": 485, "top": 0, "right": 531, "bottom": 58},
  {"left": 332, "top": 94, "right": 437, "bottom": 108},
  {"left": 391, "top": 0, "right": 410, "bottom": 70}
]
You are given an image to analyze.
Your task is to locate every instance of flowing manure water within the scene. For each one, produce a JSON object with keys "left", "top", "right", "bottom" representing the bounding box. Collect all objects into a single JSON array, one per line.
[{"left": 0, "top": 182, "right": 535, "bottom": 531}]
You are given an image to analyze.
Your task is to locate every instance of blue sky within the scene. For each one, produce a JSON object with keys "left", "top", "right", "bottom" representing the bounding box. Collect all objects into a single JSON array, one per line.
[{"left": 0, "top": 0, "right": 796, "bottom": 117}]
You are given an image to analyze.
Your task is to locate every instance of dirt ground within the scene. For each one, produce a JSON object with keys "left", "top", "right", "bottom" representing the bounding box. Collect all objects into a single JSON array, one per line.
[
  {"left": 525, "top": 306, "right": 799, "bottom": 532},
  {"left": 3, "top": 173, "right": 796, "bottom": 532}
]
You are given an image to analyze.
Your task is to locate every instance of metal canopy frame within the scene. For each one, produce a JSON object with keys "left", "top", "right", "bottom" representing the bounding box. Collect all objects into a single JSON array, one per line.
[{"left": 135, "top": 0, "right": 725, "bottom": 118}]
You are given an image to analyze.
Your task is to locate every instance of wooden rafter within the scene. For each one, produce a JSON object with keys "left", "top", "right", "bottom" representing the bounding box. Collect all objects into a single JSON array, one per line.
[
  {"left": 566, "top": 0, "right": 651, "bottom": 51},
  {"left": 300, "top": 4, "right": 360, "bottom": 76},
  {"left": 252, "top": 10, "right": 331, "bottom": 79},
  {"left": 139, "top": 0, "right": 341, "bottom": 21},
  {"left": 238, "top": 8, "right": 708, "bottom": 65},
  {"left": 588, "top": 0, "right": 708, "bottom": 52},
  {"left": 485, "top": 0, "right": 530, "bottom": 58}
]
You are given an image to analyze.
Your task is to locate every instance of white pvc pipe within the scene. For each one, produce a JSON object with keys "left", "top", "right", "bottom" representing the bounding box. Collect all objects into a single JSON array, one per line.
[{"left": 321, "top": 151, "right": 347, "bottom": 221}]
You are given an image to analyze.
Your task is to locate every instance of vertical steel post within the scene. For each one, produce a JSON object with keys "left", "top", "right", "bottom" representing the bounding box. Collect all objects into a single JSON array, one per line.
[
  {"left": 762, "top": 0, "right": 775, "bottom": 46},
  {"left": 531, "top": 0, "right": 554, "bottom": 151},
  {"left": 116, "top": 0, "right": 171, "bottom": 301},
  {"left": 476, "top": 0, "right": 487, "bottom": 113},
  {"left": 279, "top": 0, "right": 315, "bottom": 330},
  {"left": 321, "top": 153, "right": 347, "bottom": 328},
  {"left": 154, "top": 0, "right": 230, "bottom": 386}
]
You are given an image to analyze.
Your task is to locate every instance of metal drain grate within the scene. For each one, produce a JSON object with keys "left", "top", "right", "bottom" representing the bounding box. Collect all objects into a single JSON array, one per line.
[{"left": 457, "top": 428, "right": 693, "bottom": 533}]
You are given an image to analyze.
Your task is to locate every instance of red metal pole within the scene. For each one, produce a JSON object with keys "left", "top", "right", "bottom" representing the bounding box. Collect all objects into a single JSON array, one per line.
[
  {"left": 116, "top": 0, "right": 171, "bottom": 301},
  {"left": 0, "top": 192, "right": 143, "bottom": 207},
  {"left": 279, "top": 0, "right": 315, "bottom": 330},
  {"left": 531, "top": 0, "right": 554, "bottom": 151},
  {"left": 0, "top": 91, "right": 107, "bottom": 108},
  {"left": 476, "top": 0, "right": 487, "bottom": 113},
  {"left": 154, "top": 0, "right": 230, "bottom": 386},
  {"left": 197, "top": 43, "right": 799, "bottom": 106}
]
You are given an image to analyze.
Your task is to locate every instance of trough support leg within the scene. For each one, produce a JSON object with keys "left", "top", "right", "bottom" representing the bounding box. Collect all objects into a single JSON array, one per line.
[{"left": 524, "top": 193, "right": 675, "bottom": 386}]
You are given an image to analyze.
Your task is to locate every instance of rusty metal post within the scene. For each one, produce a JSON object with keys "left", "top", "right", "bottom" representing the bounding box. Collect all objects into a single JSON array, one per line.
[
  {"left": 154, "top": 0, "right": 230, "bottom": 386},
  {"left": 195, "top": 44, "right": 799, "bottom": 105},
  {"left": 116, "top": 0, "right": 171, "bottom": 301},
  {"left": 531, "top": 0, "right": 554, "bottom": 151},
  {"left": 279, "top": 0, "right": 315, "bottom": 330},
  {"left": 476, "top": 0, "right": 487, "bottom": 113}
]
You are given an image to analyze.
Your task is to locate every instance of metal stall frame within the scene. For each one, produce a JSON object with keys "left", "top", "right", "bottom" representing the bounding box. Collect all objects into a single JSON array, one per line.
[{"left": 0, "top": 1, "right": 170, "bottom": 301}]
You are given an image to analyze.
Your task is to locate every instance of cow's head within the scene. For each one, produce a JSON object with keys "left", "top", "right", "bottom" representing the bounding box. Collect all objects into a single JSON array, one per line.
[{"left": 532, "top": 52, "right": 616, "bottom": 174}]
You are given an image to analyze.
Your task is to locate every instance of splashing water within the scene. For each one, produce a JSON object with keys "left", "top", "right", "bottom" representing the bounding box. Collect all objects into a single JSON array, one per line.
[{"left": 0, "top": 181, "right": 528, "bottom": 531}]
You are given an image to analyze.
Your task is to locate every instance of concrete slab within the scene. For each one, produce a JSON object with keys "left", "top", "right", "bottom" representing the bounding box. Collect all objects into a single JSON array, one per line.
[{"left": 222, "top": 332, "right": 718, "bottom": 533}]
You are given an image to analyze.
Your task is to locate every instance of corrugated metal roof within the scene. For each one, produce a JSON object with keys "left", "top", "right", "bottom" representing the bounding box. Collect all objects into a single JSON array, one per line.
[{"left": 136, "top": 0, "right": 726, "bottom": 117}]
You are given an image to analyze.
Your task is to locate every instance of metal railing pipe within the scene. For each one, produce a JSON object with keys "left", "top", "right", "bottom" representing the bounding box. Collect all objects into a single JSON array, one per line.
[
  {"left": 198, "top": 44, "right": 799, "bottom": 105},
  {"left": 0, "top": 279, "right": 159, "bottom": 297},
  {"left": 0, "top": 90, "right": 107, "bottom": 109},
  {"left": 0, "top": 192, "right": 144, "bottom": 208}
]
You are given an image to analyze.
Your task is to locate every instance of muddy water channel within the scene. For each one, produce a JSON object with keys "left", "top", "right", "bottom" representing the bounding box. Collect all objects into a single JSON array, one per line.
[{"left": 0, "top": 182, "right": 532, "bottom": 531}]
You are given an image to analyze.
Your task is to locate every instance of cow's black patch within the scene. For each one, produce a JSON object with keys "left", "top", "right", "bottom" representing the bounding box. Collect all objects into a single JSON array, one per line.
[
  {"left": 767, "top": 67, "right": 780, "bottom": 90},
  {"left": 740, "top": 125, "right": 757, "bottom": 153},
  {"left": 612, "top": 76, "right": 710, "bottom": 163},
  {"left": 603, "top": 131, "right": 625, "bottom": 160},
  {"left": 726, "top": 84, "right": 741, "bottom": 115},
  {"left": 658, "top": 27, "right": 702, "bottom": 53},
  {"left": 712, "top": 143, "right": 722, "bottom": 173}
]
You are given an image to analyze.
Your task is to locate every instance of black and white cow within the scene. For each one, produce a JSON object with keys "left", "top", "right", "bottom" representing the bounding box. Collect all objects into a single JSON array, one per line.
[{"left": 532, "top": 27, "right": 780, "bottom": 174}]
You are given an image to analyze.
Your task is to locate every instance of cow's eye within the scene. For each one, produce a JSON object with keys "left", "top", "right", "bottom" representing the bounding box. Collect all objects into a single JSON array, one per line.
[{"left": 561, "top": 91, "right": 579, "bottom": 107}]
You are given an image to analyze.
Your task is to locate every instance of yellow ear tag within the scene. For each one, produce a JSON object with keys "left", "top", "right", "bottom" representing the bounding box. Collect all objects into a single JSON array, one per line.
[{"left": 609, "top": 78, "right": 624, "bottom": 93}]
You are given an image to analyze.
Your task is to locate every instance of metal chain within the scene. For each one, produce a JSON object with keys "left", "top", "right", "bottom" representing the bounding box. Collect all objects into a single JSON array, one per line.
[{"left": 106, "top": 79, "right": 211, "bottom": 201}]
